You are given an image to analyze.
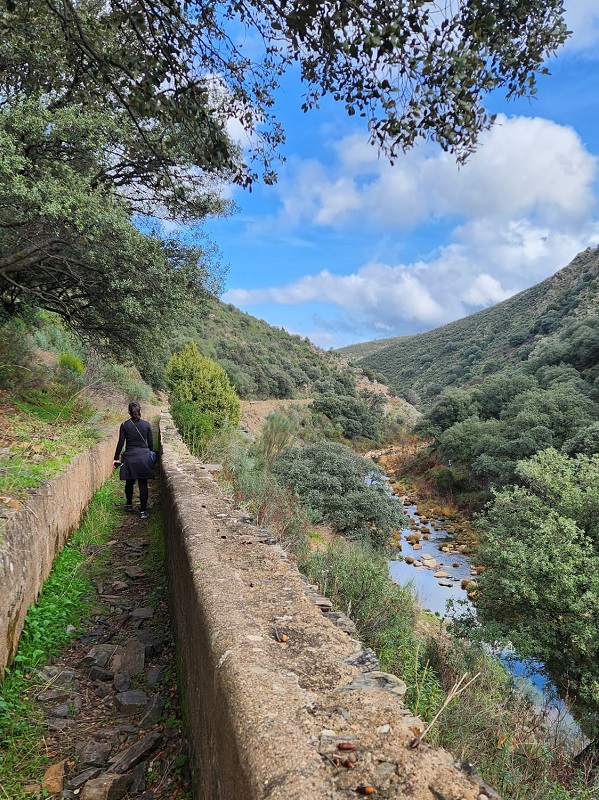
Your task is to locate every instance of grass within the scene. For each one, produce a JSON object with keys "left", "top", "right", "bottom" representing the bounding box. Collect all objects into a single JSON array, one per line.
[
  {"left": 0, "top": 392, "right": 102, "bottom": 506},
  {"left": 0, "top": 480, "right": 120, "bottom": 799}
]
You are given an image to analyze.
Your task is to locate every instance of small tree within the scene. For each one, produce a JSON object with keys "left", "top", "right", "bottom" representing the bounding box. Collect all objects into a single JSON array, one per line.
[{"left": 166, "top": 341, "right": 241, "bottom": 428}]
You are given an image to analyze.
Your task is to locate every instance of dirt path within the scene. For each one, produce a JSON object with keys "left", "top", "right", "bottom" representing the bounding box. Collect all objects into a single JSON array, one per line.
[
  {"left": 22, "top": 478, "right": 191, "bottom": 800},
  {"left": 240, "top": 397, "right": 311, "bottom": 436}
]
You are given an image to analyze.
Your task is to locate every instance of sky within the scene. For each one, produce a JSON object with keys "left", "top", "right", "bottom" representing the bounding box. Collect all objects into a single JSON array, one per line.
[{"left": 205, "top": 4, "right": 599, "bottom": 350}]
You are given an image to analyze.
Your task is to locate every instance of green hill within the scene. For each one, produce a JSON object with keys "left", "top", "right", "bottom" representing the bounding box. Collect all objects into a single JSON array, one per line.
[
  {"left": 171, "top": 298, "right": 350, "bottom": 399},
  {"left": 339, "top": 247, "right": 599, "bottom": 403}
]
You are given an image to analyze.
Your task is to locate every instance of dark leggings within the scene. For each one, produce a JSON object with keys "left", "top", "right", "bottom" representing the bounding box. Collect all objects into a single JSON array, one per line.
[{"left": 125, "top": 479, "right": 148, "bottom": 511}]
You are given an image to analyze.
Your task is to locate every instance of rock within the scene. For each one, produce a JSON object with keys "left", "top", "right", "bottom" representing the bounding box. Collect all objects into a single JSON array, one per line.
[
  {"left": 80, "top": 772, "right": 133, "bottom": 800},
  {"left": 108, "top": 731, "right": 162, "bottom": 774},
  {"left": 412, "top": 560, "right": 422, "bottom": 567},
  {"left": 129, "top": 607, "right": 154, "bottom": 620},
  {"left": 90, "top": 667, "right": 114, "bottom": 682},
  {"left": 130, "top": 630, "right": 165, "bottom": 656},
  {"left": 48, "top": 703, "right": 70, "bottom": 718},
  {"left": 47, "top": 718, "right": 77, "bottom": 732},
  {"left": 438, "top": 580, "right": 454, "bottom": 588},
  {"left": 140, "top": 695, "right": 164, "bottom": 728},
  {"left": 42, "top": 759, "right": 67, "bottom": 794},
  {"left": 37, "top": 688, "right": 70, "bottom": 703},
  {"left": 95, "top": 681, "right": 113, "bottom": 699},
  {"left": 67, "top": 768, "right": 102, "bottom": 790},
  {"left": 326, "top": 612, "right": 357, "bottom": 634},
  {"left": 111, "top": 581, "right": 129, "bottom": 591},
  {"left": 375, "top": 762, "right": 396, "bottom": 779},
  {"left": 434, "top": 571, "right": 451, "bottom": 578},
  {"left": 115, "top": 690, "right": 148, "bottom": 714},
  {"left": 305, "top": 593, "right": 333, "bottom": 611},
  {"left": 124, "top": 565, "right": 148, "bottom": 579},
  {"left": 79, "top": 646, "right": 122, "bottom": 670},
  {"left": 115, "top": 638, "right": 145, "bottom": 675},
  {"left": 37, "top": 666, "right": 76, "bottom": 687},
  {"left": 131, "top": 762, "right": 147, "bottom": 794},
  {"left": 341, "top": 648, "right": 379, "bottom": 673},
  {"left": 114, "top": 673, "right": 131, "bottom": 692},
  {"left": 145, "top": 666, "right": 167, "bottom": 689},
  {"left": 77, "top": 740, "right": 112, "bottom": 768},
  {"left": 339, "top": 671, "right": 407, "bottom": 698},
  {"left": 412, "top": 543, "right": 422, "bottom": 550},
  {"left": 403, "top": 556, "right": 414, "bottom": 564}
]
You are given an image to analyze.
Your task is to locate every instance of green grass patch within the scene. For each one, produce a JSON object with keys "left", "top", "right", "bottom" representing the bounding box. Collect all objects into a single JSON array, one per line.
[
  {"left": 0, "top": 411, "right": 101, "bottom": 505},
  {"left": 0, "top": 480, "right": 120, "bottom": 798}
]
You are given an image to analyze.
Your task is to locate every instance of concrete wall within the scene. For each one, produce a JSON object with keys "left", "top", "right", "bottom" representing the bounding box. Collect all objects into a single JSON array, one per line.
[
  {"left": 160, "top": 411, "right": 499, "bottom": 800},
  {"left": 0, "top": 430, "right": 117, "bottom": 675}
]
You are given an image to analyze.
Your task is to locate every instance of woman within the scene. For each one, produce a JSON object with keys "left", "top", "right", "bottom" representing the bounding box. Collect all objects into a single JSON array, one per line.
[{"left": 113, "top": 401, "right": 155, "bottom": 519}]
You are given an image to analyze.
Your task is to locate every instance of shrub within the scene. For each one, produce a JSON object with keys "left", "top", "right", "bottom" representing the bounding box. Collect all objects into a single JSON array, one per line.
[
  {"left": 0, "top": 318, "right": 35, "bottom": 389},
  {"left": 166, "top": 341, "right": 241, "bottom": 428},
  {"left": 170, "top": 400, "right": 216, "bottom": 455},
  {"left": 58, "top": 351, "right": 85, "bottom": 375},
  {"left": 273, "top": 440, "right": 407, "bottom": 548}
]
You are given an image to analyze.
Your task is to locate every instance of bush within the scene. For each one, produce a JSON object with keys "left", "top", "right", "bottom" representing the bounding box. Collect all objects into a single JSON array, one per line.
[
  {"left": 58, "top": 351, "right": 85, "bottom": 375},
  {"left": 0, "top": 318, "right": 35, "bottom": 389},
  {"left": 273, "top": 440, "right": 407, "bottom": 548},
  {"left": 166, "top": 341, "right": 241, "bottom": 428},
  {"left": 170, "top": 400, "right": 216, "bottom": 455}
]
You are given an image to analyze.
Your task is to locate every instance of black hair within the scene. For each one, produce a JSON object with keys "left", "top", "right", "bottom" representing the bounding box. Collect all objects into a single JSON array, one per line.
[{"left": 128, "top": 401, "right": 142, "bottom": 421}]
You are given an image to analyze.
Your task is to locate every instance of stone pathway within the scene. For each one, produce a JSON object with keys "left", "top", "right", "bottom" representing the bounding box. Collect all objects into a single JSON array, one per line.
[{"left": 26, "top": 490, "right": 191, "bottom": 800}]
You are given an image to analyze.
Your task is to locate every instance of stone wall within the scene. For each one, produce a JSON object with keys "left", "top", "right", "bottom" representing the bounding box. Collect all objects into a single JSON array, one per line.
[
  {"left": 160, "top": 411, "right": 499, "bottom": 800},
  {"left": 0, "top": 430, "right": 117, "bottom": 675}
]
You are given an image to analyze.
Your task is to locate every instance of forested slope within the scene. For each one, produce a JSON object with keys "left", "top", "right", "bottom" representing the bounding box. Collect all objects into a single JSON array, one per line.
[{"left": 341, "top": 248, "right": 599, "bottom": 403}]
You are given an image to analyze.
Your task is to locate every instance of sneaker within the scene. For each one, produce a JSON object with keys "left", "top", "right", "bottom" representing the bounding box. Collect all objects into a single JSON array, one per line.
[
  {"left": 124, "top": 504, "right": 134, "bottom": 512},
  {"left": 140, "top": 510, "right": 149, "bottom": 520}
]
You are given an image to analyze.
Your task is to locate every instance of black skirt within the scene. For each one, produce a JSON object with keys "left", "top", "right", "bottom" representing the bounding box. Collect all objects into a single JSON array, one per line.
[{"left": 119, "top": 448, "right": 155, "bottom": 480}]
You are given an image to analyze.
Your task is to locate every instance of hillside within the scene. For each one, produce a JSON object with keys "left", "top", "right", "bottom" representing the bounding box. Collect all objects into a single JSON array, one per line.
[
  {"left": 339, "top": 247, "right": 599, "bottom": 403},
  {"left": 172, "top": 298, "right": 352, "bottom": 399}
]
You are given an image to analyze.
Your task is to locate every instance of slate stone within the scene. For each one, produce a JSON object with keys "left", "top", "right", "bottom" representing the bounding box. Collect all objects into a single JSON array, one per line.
[
  {"left": 130, "top": 630, "right": 165, "bottom": 656},
  {"left": 37, "top": 688, "right": 70, "bottom": 703},
  {"left": 131, "top": 762, "right": 147, "bottom": 794},
  {"left": 48, "top": 703, "right": 70, "bottom": 718},
  {"left": 339, "top": 670, "right": 407, "bottom": 698},
  {"left": 90, "top": 667, "right": 114, "bottom": 682},
  {"left": 145, "top": 666, "right": 167, "bottom": 689},
  {"left": 47, "top": 718, "right": 76, "bottom": 732},
  {"left": 77, "top": 740, "right": 112, "bottom": 768},
  {"left": 67, "top": 768, "right": 102, "bottom": 790},
  {"left": 108, "top": 731, "right": 162, "bottom": 774},
  {"left": 37, "top": 666, "right": 76, "bottom": 687},
  {"left": 95, "top": 682, "right": 113, "bottom": 699},
  {"left": 129, "top": 607, "right": 154, "bottom": 620},
  {"left": 118, "top": 639, "right": 145, "bottom": 675},
  {"left": 115, "top": 690, "right": 148, "bottom": 714},
  {"left": 341, "top": 648, "right": 379, "bottom": 673},
  {"left": 140, "top": 695, "right": 163, "bottom": 728},
  {"left": 113, "top": 673, "right": 131, "bottom": 692},
  {"left": 80, "top": 772, "right": 132, "bottom": 800}
]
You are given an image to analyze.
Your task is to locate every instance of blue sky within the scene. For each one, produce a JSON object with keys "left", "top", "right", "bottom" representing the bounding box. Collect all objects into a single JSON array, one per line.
[{"left": 205, "top": 4, "right": 599, "bottom": 349}]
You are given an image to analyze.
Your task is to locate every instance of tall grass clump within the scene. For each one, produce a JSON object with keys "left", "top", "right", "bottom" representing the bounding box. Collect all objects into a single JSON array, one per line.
[{"left": 301, "top": 539, "right": 443, "bottom": 719}]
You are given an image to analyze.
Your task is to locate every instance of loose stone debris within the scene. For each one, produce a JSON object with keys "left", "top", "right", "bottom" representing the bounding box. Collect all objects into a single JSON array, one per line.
[{"left": 27, "top": 488, "right": 191, "bottom": 800}]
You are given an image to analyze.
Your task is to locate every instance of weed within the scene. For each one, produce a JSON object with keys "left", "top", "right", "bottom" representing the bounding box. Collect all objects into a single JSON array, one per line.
[{"left": 0, "top": 480, "right": 120, "bottom": 797}]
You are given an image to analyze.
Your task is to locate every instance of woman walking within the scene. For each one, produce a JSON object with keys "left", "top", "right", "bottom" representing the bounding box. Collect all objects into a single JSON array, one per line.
[{"left": 113, "top": 401, "right": 155, "bottom": 519}]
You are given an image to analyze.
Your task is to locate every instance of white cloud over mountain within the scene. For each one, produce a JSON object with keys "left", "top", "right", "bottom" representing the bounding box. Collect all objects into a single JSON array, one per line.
[{"left": 224, "top": 114, "right": 599, "bottom": 346}]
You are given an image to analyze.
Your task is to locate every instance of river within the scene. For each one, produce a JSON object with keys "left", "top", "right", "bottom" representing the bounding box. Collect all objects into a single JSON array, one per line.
[{"left": 387, "top": 489, "right": 587, "bottom": 748}]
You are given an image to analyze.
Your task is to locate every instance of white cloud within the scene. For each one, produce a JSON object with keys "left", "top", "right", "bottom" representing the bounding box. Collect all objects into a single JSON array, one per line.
[
  {"left": 271, "top": 115, "right": 597, "bottom": 230},
  {"left": 224, "top": 220, "right": 599, "bottom": 336},
  {"left": 564, "top": 2, "right": 599, "bottom": 51},
  {"left": 225, "top": 113, "right": 599, "bottom": 346}
]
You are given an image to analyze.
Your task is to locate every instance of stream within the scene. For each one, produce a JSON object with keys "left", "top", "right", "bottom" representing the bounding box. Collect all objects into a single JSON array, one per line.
[{"left": 387, "top": 491, "right": 587, "bottom": 747}]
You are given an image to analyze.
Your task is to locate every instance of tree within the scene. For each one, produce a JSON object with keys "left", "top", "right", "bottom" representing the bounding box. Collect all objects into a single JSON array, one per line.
[
  {"left": 165, "top": 341, "right": 241, "bottom": 427},
  {"left": 474, "top": 449, "right": 599, "bottom": 726},
  {"left": 0, "top": 101, "right": 222, "bottom": 375},
  {"left": 0, "top": 0, "right": 569, "bottom": 181}
]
